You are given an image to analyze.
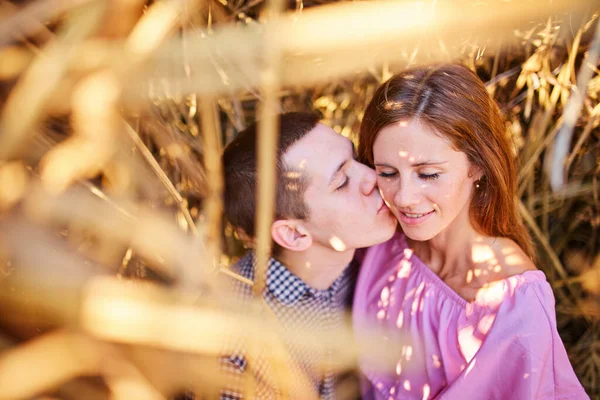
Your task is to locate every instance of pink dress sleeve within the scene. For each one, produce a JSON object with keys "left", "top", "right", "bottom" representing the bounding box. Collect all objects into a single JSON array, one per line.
[{"left": 435, "top": 281, "right": 588, "bottom": 400}]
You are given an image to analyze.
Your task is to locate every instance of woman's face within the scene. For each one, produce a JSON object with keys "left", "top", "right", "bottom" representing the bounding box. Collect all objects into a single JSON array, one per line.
[{"left": 373, "top": 119, "right": 479, "bottom": 241}]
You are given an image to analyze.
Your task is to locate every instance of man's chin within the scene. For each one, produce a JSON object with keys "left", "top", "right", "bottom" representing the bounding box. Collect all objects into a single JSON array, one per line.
[{"left": 360, "top": 221, "right": 398, "bottom": 248}]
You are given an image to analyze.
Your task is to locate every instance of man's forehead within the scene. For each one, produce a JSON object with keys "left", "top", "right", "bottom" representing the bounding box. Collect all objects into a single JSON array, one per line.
[{"left": 283, "top": 125, "right": 350, "bottom": 171}]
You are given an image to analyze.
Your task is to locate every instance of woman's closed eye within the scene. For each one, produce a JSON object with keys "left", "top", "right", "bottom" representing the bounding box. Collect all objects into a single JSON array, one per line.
[
  {"left": 419, "top": 172, "right": 440, "bottom": 180},
  {"left": 377, "top": 171, "right": 397, "bottom": 178}
]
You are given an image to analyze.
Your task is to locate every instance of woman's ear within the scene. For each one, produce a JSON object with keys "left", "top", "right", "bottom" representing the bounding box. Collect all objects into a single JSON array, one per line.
[
  {"left": 271, "top": 220, "right": 312, "bottom": 252},
  {"left": 468, "top": 164, "right": 484, "bottom": 182}
]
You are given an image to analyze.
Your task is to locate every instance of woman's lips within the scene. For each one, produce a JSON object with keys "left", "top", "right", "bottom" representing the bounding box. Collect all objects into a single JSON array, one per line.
[{"left": 398, "top": 210, "right": 435, "bottom": 225}]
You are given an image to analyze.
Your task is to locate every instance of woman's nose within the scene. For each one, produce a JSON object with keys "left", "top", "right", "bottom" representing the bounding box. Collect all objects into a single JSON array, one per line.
[{"left": 394, "top": 178, "right": 420, "bottom": 208}]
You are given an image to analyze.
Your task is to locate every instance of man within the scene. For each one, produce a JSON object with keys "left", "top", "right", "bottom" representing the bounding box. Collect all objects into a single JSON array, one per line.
[{"left": 221, "top": 112, "right": 397, "bottom": 399}]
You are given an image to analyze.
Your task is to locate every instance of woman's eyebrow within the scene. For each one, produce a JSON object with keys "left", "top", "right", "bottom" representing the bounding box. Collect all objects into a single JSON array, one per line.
[
  {"left": 411, "top": 160, "right": 448, "bottom": 167},
  {"left": 374, "top": 163, "right": 394, "bottom": 168}
]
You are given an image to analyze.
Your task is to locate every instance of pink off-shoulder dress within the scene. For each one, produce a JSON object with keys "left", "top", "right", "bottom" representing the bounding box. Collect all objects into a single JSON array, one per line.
[{"left": 353, "top": 232, "right": 588, "bottom": 400}]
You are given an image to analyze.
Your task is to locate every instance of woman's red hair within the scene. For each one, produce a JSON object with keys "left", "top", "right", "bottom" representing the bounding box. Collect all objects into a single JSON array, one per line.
[{"left": 359, "top": 64, "right": 534, "bottom": 260}]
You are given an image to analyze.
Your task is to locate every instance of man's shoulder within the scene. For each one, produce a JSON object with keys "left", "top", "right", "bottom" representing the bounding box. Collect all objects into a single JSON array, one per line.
[
  {"left": 230, "top": 251, "right": 255, "bottom": 280},
  {"left": 219, "top": 251, "right": 255, "bottom": 300}
]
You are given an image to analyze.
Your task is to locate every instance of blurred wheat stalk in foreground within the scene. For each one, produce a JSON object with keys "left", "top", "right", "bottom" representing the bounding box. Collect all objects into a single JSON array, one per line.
[{"left": 0, "top": 0, "right": 599, "bottom": 398}]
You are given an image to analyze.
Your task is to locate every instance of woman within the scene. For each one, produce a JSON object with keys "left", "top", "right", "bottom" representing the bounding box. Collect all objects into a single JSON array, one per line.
[{"left": 353, "top": 64, "right": 587, "bottom": 399}]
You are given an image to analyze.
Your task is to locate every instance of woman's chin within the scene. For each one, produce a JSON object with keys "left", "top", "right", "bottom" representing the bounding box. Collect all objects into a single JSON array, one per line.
[{"left": 401, "top": 226, "right": 437, "bottom": 242}]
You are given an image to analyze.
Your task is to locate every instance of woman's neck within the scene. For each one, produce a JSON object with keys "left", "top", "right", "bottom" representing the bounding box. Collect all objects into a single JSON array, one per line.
[{"left": 408, "top": 207, "right": 481, "bottom": 280}]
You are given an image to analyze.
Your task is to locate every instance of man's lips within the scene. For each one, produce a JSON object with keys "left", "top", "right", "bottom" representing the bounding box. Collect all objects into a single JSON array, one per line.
[{"left": 377, "top": 199, "right": 387, "bottom": 213}]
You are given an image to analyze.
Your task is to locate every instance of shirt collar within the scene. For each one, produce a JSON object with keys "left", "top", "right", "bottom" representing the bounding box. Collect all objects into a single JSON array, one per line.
[
  {"left": 265, "top": 257, "right": 311, "bottom": 305},
  {"left": 249, "top": 254, "right": 352, "bottom": 306}
]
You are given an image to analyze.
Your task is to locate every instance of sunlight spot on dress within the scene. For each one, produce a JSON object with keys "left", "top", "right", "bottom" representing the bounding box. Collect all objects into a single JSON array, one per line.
[
  {"left": 432, "top": 354, "right": 442, "bottom": 369},
  {"left": 523, "top": 373, "right": 529, "bottom": 379},
  {"left": 411, "top": 282, "right": 425, "bottom": 315},
  {"left": 476, "top": 281, "right": 506, "bottom": 307},
  {"left": 405, "top": 345, "right": 413, "bottom": 361},
  {"left": 465, "top": 358, "right": 477, "bottom": 377},
  {"left": 390, "top": 387, "right": 396, "bottom": 395},
  {"left": 411, "top": 297, "right": 420, "bottom": 315},
  {"left": 404, "top": 248, "right": 414, "bottom": 258},
  {"left": 404, "top": 287, "right": 417, "bottom": 300},
  {"left": 422, "top": 384, "right": 431, "bottom": 400},
  {"left": 458, "top": 325, "right": 482, "bottom": 363},
  {"left": 396, "top": 361, "right": 402, "bottom": 375},
  {"left": 381, "top": 287, "right": 390, "bottom": 305},
  {"left": 403, "top": 380, "right": 411, "bottom": 391},
  {"left": 376, "top": 382, "right": 384, "bottom": 390},
  {"left": 377, "top": 309, "right": 386, "bottom": 320},
  {"left": 329, "top": 236, "right": 347, "bottom": 251},
  {"left": 397, "top": 259, "right": 412, "bottom": 278},
  {"left": 477, "top": 314, "right": 496, "bottom": 335},
  {"left": 396, "top": 310, "right": 404, "bottom": 328}
]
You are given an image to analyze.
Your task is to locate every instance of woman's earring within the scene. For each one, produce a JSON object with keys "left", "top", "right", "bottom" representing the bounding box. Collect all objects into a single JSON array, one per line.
[{"left": 475, "top": 180, "right": 480, "bottom": 189}]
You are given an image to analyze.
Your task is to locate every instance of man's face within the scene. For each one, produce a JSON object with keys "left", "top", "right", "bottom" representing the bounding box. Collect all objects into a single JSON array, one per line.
[{"left": 283, "top": 123, "right": 397, "bottom": 252}]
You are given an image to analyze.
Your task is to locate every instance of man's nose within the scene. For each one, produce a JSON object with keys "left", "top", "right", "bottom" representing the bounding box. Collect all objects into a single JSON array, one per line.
[{"left": 359, "top": 165, "right": 377, "bottom": 196}]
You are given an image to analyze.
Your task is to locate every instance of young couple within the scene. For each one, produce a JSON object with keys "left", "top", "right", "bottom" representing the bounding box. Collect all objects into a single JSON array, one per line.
[{"left": 221, "top": 64, "right": 587, "bottom": 399}]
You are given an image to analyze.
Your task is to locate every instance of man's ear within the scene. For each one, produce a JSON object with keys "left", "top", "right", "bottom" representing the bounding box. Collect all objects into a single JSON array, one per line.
[{"left": 271, "top": 220, "right": 312, "bottom": 252}]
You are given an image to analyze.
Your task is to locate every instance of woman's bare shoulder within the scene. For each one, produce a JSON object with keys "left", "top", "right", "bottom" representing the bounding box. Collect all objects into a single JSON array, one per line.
[{"left": 489, "top": 237, "right": 537, "bottom": 278}]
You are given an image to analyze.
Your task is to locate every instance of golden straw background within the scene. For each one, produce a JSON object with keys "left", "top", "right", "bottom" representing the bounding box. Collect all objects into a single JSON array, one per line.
[{"left": 0, "top": 0, "right": 600, "bottom": 398}]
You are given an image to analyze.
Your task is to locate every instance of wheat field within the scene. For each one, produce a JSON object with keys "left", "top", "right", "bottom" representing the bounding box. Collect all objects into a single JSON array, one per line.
[{"left": 0, "top": 0, "right": 599, "bottom": 398}]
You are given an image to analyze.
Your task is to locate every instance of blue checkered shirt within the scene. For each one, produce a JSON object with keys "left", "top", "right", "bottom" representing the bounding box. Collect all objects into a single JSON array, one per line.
[{"left": 221, "top": 251, "right": 356, "bottom": 400}]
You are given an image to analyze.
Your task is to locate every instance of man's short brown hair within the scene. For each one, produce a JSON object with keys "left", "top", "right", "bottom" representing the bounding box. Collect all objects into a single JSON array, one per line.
[{"left": 223, "top": 112, "right": 320, "bottom": 239}]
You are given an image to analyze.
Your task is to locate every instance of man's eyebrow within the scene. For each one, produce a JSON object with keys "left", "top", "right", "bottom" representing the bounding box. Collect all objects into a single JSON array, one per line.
[
  {"left": 329, "top": 160, "right": 348, "bottom": 185},
  {"left": 329, "top": 141, "right": 355, "bottom": 185}
]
